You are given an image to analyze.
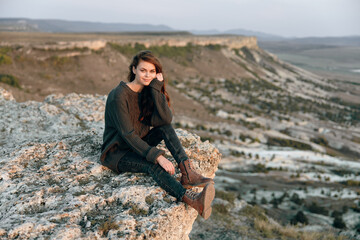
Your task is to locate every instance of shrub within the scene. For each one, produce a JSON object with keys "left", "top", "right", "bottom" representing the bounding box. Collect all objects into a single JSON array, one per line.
[
  {"left": 205, "top": 44, "right": 222, "bottom": 51},
  {"left": 223, "top": 130, "right": 232, "bottom": 136},
  {"left": 307, "top": 202, "right": 328, "bottom": 216},
  {"left": 212, "top": 203, "right": 229, "bottom": 215},
  {"left": 267, "top": 137, "right": 312, "bottom": 151},
  {"left": 230, "top": 149, "right": 243, "bottom": 157},
  {"left": 239, "top": 205, "right": 268, "bottom": 222},
  {"left": 290, "top": 193, "right": 304, "bottom": 205},
  {"left": 49, "top": 55, "right": 71, "bottom": 68},
  {"left": 0, "top": 74, "right": 21, "bottom": 88},
  {"left": 0, "top": 54, "right": 12, "bottom": 65},
  {"left": 333, "top": 216, "right": 346, "bottom": 229},
  {"left": 108, "top": 42, "right": 197, "bottom": 66},
  {"left": 331, "top": 210, "right": 342, "bottom": 218},
  {"left": 311, "top": 136, "right": 329, "bottom": 146},
  {"left": 290, "top": 211, "right": 308, "bottom": 225},
  {"left": 252, "top": 163, "right": 268, "bottom": 173},
  {"left": 215, "top": 190, "right": 236, "bottom": 204},
  {"left": 342, "top": 180, "right": 360, "bottom": 186}
]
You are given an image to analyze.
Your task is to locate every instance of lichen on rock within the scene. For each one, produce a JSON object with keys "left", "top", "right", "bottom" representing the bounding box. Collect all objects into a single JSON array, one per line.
[{"left": 0, "top": 88, "right": 221, "bottom": 239}]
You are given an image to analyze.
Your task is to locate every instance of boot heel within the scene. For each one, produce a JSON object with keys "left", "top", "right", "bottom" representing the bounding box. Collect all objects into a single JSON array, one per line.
[{"left": 202, "top": 207, "right": 212, "bottom": 220}]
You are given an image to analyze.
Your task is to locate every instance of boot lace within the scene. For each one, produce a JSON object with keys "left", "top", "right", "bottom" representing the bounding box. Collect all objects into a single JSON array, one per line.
[
  {"left": 186, "top": 160, "right": 193, "bottom": 170},
  {"left": 185, "top": 190, "right": 199, "bottom": 200}
]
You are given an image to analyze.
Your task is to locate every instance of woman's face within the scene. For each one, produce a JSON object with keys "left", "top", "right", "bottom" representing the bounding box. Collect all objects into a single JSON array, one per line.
[{"left": 132, "top": 60, "right": 157, "bottom": 87}]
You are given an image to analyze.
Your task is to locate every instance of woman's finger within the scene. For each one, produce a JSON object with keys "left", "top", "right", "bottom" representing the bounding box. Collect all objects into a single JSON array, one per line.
[{"left": 156, "top": 73, "right": 163, "bottom": 81}]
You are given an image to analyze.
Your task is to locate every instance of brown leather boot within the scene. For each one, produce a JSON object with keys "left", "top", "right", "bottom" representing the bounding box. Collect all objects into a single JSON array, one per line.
[
  {"left": 182, "top": 183, "right": 215, "bottom": 219},
  {"left": 179, "top": 159, "right": 214, "bottom": 189}
]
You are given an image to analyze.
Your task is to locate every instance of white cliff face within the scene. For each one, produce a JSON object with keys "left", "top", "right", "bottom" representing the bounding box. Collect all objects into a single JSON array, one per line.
[{"left": 0, "top": 88, "right": 221, "bottom": 239}]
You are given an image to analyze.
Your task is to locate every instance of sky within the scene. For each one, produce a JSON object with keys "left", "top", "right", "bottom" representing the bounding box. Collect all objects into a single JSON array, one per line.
[{"left": 0, "top": 0, "right": 359, "bottom": 37}]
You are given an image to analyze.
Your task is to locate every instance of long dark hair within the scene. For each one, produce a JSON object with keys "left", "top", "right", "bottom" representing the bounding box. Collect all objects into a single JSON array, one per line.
[{"left": 127, "top": 50, "right": 171, "bottom": 123}]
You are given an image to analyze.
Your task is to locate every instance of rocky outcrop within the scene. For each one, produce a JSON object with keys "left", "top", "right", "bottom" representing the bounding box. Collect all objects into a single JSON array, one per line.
[
  {"left": 0, "top": 88, "right": 221, "bottom": 239},
  {"left": 113, "top": 35, "right": 258, "bottom": 50},
  {"left": 1, "top": 35, "right": 258, "bottom": 51}
]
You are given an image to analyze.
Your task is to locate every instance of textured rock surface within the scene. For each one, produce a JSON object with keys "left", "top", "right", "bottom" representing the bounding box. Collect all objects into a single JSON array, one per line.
[{"left": 0, "top": 88, "right": 221, "bottom": 239}]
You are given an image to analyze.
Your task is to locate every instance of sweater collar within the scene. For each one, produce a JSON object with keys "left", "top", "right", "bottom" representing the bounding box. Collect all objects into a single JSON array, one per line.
[{"left": 120, "top": 81, "right": 140, "bottom": 95}]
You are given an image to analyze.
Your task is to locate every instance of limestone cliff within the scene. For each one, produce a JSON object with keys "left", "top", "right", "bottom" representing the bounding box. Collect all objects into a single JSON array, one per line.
[{"left": 0, "top": 88, "right": 221, "bottom": 239}]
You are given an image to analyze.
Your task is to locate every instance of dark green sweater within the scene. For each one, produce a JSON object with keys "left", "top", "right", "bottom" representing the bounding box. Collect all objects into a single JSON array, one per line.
[{"left": 100, "top": 79, "right": 173, "bottom": 173}]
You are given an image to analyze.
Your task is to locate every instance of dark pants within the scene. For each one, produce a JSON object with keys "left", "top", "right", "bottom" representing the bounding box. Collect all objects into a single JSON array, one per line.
[{"left": 117, "top": 124, "right": 188, "bottom": 200}]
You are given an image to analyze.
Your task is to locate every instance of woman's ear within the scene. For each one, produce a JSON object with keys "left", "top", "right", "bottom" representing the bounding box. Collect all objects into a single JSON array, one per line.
[{"left": 132, "top": 66, "right": 136, "bottom": 75}]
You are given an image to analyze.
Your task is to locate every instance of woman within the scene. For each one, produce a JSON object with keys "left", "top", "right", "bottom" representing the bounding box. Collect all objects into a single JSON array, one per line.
[{"left": 100, "top": 50, "right": 215, "bottom": 219}]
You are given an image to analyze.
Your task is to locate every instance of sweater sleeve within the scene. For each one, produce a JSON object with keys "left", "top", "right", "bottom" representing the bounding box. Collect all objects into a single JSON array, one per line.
[
  {"left": 110, "top": 96, "right": 165, "bottom": 163},
  {"left": 148, "top": 78, "right": 173, "bottom": 127}
]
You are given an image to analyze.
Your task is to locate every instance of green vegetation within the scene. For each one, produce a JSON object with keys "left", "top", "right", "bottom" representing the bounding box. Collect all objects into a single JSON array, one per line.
[
  {"left": 0, "top": 46, "right": 12, "bottom": 55},
  {"left": 331, "top": 169, "right": 354, "bottom": 177},
  {"left": 49, "top": 55, "right": 71, "bottom": 68},
  {"left": 221, "top": 76, "right": 360, "bottom": 125},
  {"left": 311, "top": 136, "right": 329, "bottom": 147},
  {"left": 205, "top": 44, "right": 223, "bottom": 51},
  {"left": 290, "top": 193, "right": 305, "bottom": 205},
  {"left": 290, "top": 211, "right": 308, "bottom": 225},
  {"left": 269, "top": 192, "right": 289, "bottom": 208},
  {"left": 0, "top": 74, "right": 21, "bottom": 88},
  {"left": 267, "top": 136, "right": 312, "bottom": 150},
  {"left": 333, "top": 216, "right": 346, "bottom": 229},
  {"left": 108, "top": 42, "right": 147, "bottom": 56},
  {"left": 254, "top": 217, "right": 345, "bottom": 240},
  {"left": 240, "top": 205, "right": 268, "bottom": 222},
  {"left": 307, "top": 202, "right": 329, "bottom": 216},
  {"left": 0, "top": 47, "right": 12, "bottom": 65},
  {"left": 0, "top": 54, "right": 12, "bottom": 65},
  {"left": 230, "top": 149, "right": 245, "bottom": 157},
  {"left": 341, "top": 180, "right": 360, "bottom": 187},
  {"left": 212, "top": 203, "right": 230, "bottom": 215},
  {"left": 215, "top": 190, "right": 236, "bottom": 204},
  {"left": 224, "top": 78, "right": 281, "bottom": 94},
  {"left": 252, "top": 163, "right": 269, "bottom": 173},
  {"left": 108, "top": 42, "right": 198, "bottom": 66},
  {"left": 238, "top": 205, "right": 345, "bottom": 239},
  {"left": 240, "top": 47, "right": 256, "bottom": 62}
]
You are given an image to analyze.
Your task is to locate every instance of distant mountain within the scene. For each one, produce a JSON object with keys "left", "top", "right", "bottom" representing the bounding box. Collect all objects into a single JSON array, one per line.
[
  {"left": 223, "top": 28, "right": 286, "bottom": 41},
  {"left": 0, "top": 18, "right": 175, "bottom": 33},
  {"left": 278, "top": 36, "right": 360, "bottom": 47},
  {"left": 190, "top": 28, "right": 286, "bottom": 41},
  {"left": 1, "top": 18, "right": 359, "bottom": 47},
  {"left": 189, "top": 29, "right": 223, "bottom": 35}
]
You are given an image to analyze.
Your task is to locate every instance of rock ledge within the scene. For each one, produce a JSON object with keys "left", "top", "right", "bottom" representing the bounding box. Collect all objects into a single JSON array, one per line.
[{"left": 0, "top": 88, "right": 221, "bottom": 239}]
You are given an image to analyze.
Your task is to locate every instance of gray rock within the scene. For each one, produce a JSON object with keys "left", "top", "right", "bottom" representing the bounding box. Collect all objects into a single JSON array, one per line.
[{"left": 0, "top": 88, "right": 221, "bottom": 239}]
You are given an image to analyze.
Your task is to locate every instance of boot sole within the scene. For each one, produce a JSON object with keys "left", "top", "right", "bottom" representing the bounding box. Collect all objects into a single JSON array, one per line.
[{"left": 201, "top": 183, "right": 215, "bottom": 220}]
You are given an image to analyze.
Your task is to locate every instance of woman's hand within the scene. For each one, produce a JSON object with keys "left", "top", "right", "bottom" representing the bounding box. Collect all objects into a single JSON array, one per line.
[
  {"left": 156, "top": 155, "right": 175, "bottom": 175},
  {"left": 156, "top": 73, "right": 164, "bottom": 82}
]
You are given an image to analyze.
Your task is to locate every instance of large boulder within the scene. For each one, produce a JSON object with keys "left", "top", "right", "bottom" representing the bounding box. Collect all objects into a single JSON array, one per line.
[{"left": 0, "top": 88, "right": 221, "bottom": 239}]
